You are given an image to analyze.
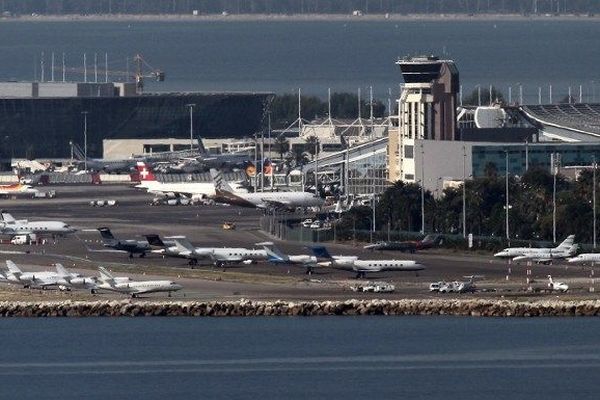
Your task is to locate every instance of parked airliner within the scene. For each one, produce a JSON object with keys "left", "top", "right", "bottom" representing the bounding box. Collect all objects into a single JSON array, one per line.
[{"left": 210, "top": 169, "right": 324, "bottom": 209}]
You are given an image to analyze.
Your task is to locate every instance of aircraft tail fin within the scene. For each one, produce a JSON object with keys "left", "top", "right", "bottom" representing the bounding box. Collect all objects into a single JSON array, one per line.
[
  {"left": 6, "top": 260, "right": 22, "bottom": 276},
  {"left": 0, "top": 211, "right": 16, "bottom": 223},
  {"left": 144, "top": 234, "right": 165, "bottom": 247},
  {"left": 98, "top": 266, "right": 115, "bottom": 282},
  {"left": 135, "top": 162, "right": 157, "bottom": 181},
  {"left": 173, "top": 238, "right": 195, "bottom": 253},
  {"left": 197, "top": 137, "right": 207, "bottom": 156},
  {"left": 556, "top": 235, "right": 575, "bottom": 250},
  {"left": 311, "top": 246, "right": 333, "bottom": 259},
  {"left": 256, "top": 242, "right": 288, "bottom": 262},
  {"left": 97, "top": 227, "right": 116, "bottom": 241},
  {"left": 55, "top": 263, "right": 71, "bottom": 278},
  {"left": 72, "top": 142, "right": 86, "bottom": 161},
  {"left": 209, "top": 168, "right": 235, "bottom": 194},
  {"left": 567, "top": 244, "right": 578, "bottom": 256}
]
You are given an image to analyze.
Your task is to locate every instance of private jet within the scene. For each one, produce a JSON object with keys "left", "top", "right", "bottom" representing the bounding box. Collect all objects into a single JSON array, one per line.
[
  {"left": 311, "top": 246, "right": 424, "bottom": 279},
  {"left": 494, "top": 235, "right": 576, "bottom": 263},
  {"left": 94, "top": 267, "right": 182, "bottom": 298}
]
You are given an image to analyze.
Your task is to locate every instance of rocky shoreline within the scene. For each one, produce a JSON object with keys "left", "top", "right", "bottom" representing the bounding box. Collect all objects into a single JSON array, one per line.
[{"left": 1, "top": 299, "right": 600, "bottom": 317}]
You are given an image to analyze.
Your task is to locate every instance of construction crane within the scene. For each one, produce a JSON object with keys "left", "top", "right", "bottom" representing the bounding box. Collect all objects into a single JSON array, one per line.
[
  {"left": 131, "top": 54, "right": 166, "bottom": 94},
  {"left": 43, "top": 52, "right": 165, "bottom": 94}
]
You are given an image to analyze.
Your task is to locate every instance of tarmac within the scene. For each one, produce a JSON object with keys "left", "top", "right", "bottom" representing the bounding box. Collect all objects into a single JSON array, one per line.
[{"left": 0, "top": 184, "right": 597, "bottom": 301}]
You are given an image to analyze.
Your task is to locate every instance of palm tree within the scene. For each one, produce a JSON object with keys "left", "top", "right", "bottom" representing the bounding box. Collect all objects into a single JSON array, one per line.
[
  {"left": 274, "top": 135, "right": 289, "bottom": 159},
  {"left": 304, "top": 135, "right": 319, "bottom": 160}
]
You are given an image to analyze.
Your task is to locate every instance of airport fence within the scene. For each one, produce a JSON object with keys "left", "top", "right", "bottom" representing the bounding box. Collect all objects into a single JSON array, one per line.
[{"left": 260, "top": 215, "right": 556, "bottom": 252}]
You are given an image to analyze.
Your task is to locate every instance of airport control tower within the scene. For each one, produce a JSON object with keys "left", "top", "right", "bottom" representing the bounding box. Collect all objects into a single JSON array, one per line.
[{"left": 397, "top": 56, "right": 459, "bottom": 141}]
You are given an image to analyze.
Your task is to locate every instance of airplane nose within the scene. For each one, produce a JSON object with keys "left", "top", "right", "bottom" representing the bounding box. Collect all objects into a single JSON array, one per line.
[{"left": 171, "top": 283, "right": 183, "bottom": 291}]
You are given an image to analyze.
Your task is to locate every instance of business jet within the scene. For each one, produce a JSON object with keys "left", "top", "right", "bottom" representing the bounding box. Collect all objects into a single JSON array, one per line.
[
  {"left": 94, "top": 227, "right": 151, "bottom": 258},
  {"left": 210, "top": 169, "right": 324, "bottom": 209},
  {"left": 494, "top": 235, "right": 576, "bottom": 262},
  {"left": 0, "top": 211, "right": 76, "bottom": 239},
  {"left": 311, "top": 246, "right": 424, "bottom": 279},
  {"left": 510, "top": 244, "right": 578, "bottom": 264},
  {"left": 149, "top": 236, "right": 267, "bottom": 267},
  {"left": 94, "top": 267, "right": 182, "bottom": 298},
  {"left": 134, "top": 162, "right": 248, "bottom": 200},
  {"left": 567, "top": 252, "right": 600, "bottom": 265},
  {"left": 3, "top": 260, "right": 61, "bottom": 289}
]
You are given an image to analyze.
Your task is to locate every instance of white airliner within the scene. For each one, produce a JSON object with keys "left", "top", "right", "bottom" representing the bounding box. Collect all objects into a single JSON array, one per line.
[
  {"left": 94, "top": 267, "right": 182, "bottom": 298},
  {"left": 311, "top": 246, "right": 424, "bottom": 279},
  {"left": 4, "top": 260, "right": 61, "bottom": 289},
  {"left": 494, "top": 235, "right": 576, "bottom": 263},
  {"left": 567, "top": 253, "right": 600, "bottom": 264},
  {"left": 154, "top": 237, "right": 268, "bottom": 268},
  {"left": 134, "top": 162, "right": 248, "bottom": 199},
  {"left": 210, "top": 169, "right": 324, "bottom": 209},
  {"left": 0, "top": 211, "right": 76, "bottom": 238}
]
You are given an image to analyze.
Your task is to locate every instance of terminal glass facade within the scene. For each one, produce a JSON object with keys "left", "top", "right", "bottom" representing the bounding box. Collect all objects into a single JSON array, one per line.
[
  {"left": 472, "top": 144, "right": 600, "bottom": 177},
  {"left": 347, "top": 150, "right": 389, "bottom": 196}
]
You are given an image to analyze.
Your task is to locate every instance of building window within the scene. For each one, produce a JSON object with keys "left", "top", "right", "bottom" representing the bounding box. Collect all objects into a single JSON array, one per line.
[
  {"left": 405, "top": 173, "right": 415, "bottom": 180},
  {"left": 404, "top": 145, "right": 414, "bottom": 159}
]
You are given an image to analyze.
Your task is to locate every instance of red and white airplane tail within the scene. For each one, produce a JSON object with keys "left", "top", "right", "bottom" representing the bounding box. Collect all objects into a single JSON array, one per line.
[{"left": 135, "top": 162, "right": 157, "bottom": 181}]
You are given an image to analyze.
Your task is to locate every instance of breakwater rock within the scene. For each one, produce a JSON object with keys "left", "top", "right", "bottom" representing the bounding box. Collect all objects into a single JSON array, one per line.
[{"left": 0, "top": 299, "right": 600, "bottom": 317}]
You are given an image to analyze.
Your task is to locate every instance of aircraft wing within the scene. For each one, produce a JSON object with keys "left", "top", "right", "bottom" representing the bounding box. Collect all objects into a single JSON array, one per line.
[
  {"left": 86, "top": 248, "right": 131, "bottom": 254},
  {"left": 0, "top": 228, "right": 35, "bottom": 236},
  {"left": 512, "top": 255, "right": 550, "bottom": 262},
  {"left": 259, "top": 199, "right": 293, "bottom": 209},
  {"left": 353, "top": 266, "right": 382, "bottom": 273}
]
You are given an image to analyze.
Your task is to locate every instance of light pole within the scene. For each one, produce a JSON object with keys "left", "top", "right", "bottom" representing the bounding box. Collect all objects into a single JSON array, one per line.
[
  {"left": 420, "top": 143, "right": 425, "bottom": 234},
  {"left": 594, "top": 156, "right": 597, "bottom": 249},
  {"left": 505, "top": 150, "right": 510, "bottom": 242},
  {"left": 462, "top": 145, "right": 467, "bottom": 238},
  {"left": 81, "top": 111, "right": 89, "bottom": 171},
  {"left": 253, "top": 133, "right": 258, "bottom": 192},
  {"left": 314, "top": 139, "right": 320, "bottom": 195},
  {"left": 186, "top": 104, "right": 195, "bottom": 151},
  {"left": 552, "top": 152, "right": 561, "bottom": 243}
]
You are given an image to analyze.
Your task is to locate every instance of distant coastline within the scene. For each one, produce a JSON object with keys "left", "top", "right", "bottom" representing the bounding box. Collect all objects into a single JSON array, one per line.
[{"left": 2, "top": 13, "right": 600, "bottom": 23}]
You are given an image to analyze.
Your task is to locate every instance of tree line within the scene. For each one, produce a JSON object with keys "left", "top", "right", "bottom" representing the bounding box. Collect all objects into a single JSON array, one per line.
[
  {"left": 2, "top": 1, "right": 599, "bottom": 15},
  {"left": 338, "top": 166, "right": 600, "bottom": 244}
]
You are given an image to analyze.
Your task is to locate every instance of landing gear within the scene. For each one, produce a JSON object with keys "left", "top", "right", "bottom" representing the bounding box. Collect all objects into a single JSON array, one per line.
[
  {"left": 355, "top": 272, "right": 366, "bottom": 279},
  {"left": 305, "top": 267, "right": 313, "bottom": 276},
  {"left": 214, "top": 261, "right": 226, "bottom": 271},
  {"left": 188, "top": 258, "right": 198, "bottom": 266},
  {"left": 140, "top": 253, "right": 146, "bottom": 258},
  {"left": 128, "top": 253, "right": 134, "bottom": 259},
  {"left": 131, "top": 293, "right": 137, "bottom": 298},
  {"left": 90, "top": 289, "right": 97, "bottom": 294}
]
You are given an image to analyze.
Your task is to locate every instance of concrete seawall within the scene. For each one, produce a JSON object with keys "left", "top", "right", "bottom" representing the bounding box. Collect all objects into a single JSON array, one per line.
[{"left": 1, "top": 299, "right": 600, "bottom": 317}]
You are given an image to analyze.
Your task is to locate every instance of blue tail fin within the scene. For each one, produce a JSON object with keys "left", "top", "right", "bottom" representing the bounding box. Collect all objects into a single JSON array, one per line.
[{"left": 311, "top": 246, "right": 333, "bottom": 259}]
